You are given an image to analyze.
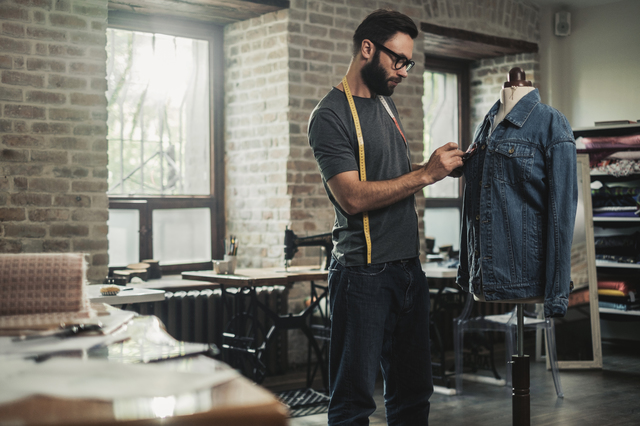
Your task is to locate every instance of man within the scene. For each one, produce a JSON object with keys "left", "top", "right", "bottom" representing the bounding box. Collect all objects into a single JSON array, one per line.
[{"left": 307, "top": 9, "right": 464, "bottom": 426}]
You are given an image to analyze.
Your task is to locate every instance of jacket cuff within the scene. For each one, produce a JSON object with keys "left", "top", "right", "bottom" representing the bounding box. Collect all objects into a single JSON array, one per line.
[{"left": 544, "top": 296, "right": 568, "bottom": 318}]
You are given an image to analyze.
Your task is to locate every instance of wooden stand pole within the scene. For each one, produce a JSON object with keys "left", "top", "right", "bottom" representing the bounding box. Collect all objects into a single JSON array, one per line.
[{"left": 512, "top": 304, "right": 530, "bottom": 426}]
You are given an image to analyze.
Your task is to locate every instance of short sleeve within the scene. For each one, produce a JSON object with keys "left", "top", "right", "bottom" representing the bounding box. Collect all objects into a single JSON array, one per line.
[{"left": 308, "top": 106, "right": 358, "bottom": 182}]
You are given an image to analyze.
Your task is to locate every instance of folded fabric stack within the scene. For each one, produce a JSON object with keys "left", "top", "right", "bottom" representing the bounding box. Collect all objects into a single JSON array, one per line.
[
  {"left": 594, "top": 231, "right": 640, "bottom": 265},
  {"left": 592, "top": 158, "right": 640, "bottom": 177},
  {"left": 576, "top": 133, "right": 640, "bottom": 168},
  {"left": 0, "top": 253, "right": 94, "bottom": 333},
  {"left": 598, "top": 280, "right": 640, "bottom": 311},
  {"left": 591, "top": 181, "right": 640, "bottom": 218}
]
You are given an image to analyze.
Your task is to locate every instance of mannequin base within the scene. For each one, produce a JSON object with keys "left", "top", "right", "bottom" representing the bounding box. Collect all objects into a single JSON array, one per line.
[{"left": 512, "top": 354, "right": 530, "bottom": 426}]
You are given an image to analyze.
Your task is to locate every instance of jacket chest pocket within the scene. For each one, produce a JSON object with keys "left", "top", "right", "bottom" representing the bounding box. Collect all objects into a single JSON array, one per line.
[{"left": 491, "top": 142, "right": 535, "bottom": 184}]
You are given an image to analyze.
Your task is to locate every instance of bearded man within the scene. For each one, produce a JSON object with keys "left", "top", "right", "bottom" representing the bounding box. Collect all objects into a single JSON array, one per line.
[{"left": 307, "top": 9, "right": 464, "bottom": 426}]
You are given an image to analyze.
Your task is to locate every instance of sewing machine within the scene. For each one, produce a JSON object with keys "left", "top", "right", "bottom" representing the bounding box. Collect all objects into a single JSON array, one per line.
[{"left": 284, "top": 229, "right": 333, "bottom": 270}]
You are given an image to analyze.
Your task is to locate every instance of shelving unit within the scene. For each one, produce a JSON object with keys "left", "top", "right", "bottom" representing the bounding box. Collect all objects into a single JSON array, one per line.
[
  {"left": 574, "top": 123, "right": 640, "bottom": 323},
  {"left": 593, "top": 217, "right": 640, "bottom": 223},
  {"left": 595, "top": 260, "right": 640, "bottom": 269}
]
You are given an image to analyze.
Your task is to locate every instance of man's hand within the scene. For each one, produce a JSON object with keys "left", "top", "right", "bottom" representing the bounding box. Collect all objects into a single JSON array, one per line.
[
  {"left": 420, "top": 142, "right": 464, "bottom": 185},
  {"left": 327, "top": 143, "right": 464, "bottom": 215}
]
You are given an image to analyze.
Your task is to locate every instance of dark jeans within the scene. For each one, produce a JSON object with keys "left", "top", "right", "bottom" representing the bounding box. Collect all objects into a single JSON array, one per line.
[{"left": 327, "top": 256, "right": 433, "bottom": 426}]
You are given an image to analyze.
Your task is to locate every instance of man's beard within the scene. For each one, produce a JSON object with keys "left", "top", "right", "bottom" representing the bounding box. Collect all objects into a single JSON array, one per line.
[{"left": 361, "top": 51, "right": 399, "bottom": 97}]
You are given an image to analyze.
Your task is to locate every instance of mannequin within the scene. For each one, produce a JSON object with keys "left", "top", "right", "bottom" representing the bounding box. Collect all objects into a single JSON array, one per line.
[
  {"left": 457, "top": 65, "right": 576, "bottom": 317},
  {"left": 475, "top": 68, "right": 543, "bottom": 305},
  {"left": 457, "top": 67, "right": 577, "bottom": 424}
]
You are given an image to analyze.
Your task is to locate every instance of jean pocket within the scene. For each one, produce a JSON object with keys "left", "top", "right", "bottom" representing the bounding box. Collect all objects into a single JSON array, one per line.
[
  {"left": 492, "top": 142, "right": 535, "bottom": 184},
  {"left": 345, "top": 263, "right": 388, "bottom": 276}
]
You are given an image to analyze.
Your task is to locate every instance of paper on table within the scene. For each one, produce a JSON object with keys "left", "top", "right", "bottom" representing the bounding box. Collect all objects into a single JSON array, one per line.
[
  {"left": 0, "top": 329, "right": 130, "bottom": 359},
  {"left": 0, "top": 308, "right": 135, "bottom": 359},
  {"left": 0, "top": 357, "right": 240, "bottom": 405}
]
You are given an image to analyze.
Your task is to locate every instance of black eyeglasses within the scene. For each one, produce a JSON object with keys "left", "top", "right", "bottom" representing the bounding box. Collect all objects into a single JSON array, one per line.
[{"left": 370, "top": 40, "right": 415, "bottom": 72}]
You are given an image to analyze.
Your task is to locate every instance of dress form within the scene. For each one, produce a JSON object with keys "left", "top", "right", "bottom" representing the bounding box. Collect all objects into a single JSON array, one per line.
[
  {"left": 491, "top": 68, "right": 535, "bottom": 134},
  {"left": 475, "top": 68, "right": 542, "bottom": 305}
]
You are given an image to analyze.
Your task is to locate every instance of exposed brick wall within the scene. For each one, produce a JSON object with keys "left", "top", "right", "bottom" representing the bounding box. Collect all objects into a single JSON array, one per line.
[
  {"left": 470, "top": 52, "right": 539, "bottom": 135},
  {"left": 223, "top": 10, "right": 291, "bottom": 269},
  {"left": 422, "top": 0, "right": 540, "bottom": 43},
  {"left": 0, "top": 0, "right": 108, "bottom": 282}
]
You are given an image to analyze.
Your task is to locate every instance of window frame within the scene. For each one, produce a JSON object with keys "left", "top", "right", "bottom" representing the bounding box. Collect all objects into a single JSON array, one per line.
[
  {"left": 423, "top": 55, "right": 471, "bottom": 210},
  {"left": 107, "top": 11, "right": 225, "bottom": 274}
]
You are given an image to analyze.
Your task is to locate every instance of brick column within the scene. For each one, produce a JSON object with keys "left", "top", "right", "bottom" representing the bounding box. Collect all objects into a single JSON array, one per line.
[{"left": 0, "top": 0, "right": 108, "bottom": 283}]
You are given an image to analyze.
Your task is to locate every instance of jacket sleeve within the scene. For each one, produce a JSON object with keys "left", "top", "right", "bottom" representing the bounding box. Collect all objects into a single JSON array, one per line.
[{"left": 544, "top": 136, "right": 578, "bottom": 317}]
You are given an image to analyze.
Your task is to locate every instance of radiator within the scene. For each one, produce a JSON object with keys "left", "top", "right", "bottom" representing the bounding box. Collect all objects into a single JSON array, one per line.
[{"left": 126, "top": 286, "right": 289, "bottom": 376}]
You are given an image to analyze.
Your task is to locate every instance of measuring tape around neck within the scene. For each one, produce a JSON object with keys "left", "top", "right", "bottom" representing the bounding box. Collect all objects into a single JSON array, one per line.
[{"left": 342, "top": 76, "right": 372, "bottom": 264}]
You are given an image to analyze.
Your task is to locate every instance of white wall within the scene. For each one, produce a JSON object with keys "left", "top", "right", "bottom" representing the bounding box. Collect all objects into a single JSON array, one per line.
[{"left": 538, "top": 0, "right": 640, "bottom": 128}]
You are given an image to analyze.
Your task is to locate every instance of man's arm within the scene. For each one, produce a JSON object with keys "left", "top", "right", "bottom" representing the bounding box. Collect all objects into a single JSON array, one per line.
[{"left": 327, "top": 142, "right": 464, "bottom": 215}]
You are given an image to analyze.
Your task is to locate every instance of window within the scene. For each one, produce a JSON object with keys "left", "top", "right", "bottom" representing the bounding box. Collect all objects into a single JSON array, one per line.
[
  {"left": 107, "top": 29, "right": 210, "bottom": 196},
  {"left": 106, "top": 12, "right": 224, "bottom": 274},
  {"left": 422, "top": 56, "right": 470, "bottom": 254}
]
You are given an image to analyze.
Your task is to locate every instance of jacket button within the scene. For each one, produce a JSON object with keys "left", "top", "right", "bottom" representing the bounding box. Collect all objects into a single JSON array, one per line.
[
  {"left": 475, "top": 215, "right": 480, "bottom": 221},
  {"left": 474, "top": 250, "right": 479, "bottom": 256},
  {"left": 481, "top": 144, "right": 486, "bottom": 150},
  {"left": 508, "top": 147, "right": 515, "bottom": 154}
]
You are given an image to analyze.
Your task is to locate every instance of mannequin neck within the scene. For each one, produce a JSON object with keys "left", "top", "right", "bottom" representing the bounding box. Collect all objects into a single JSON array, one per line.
[
  {"left": 491, "top": 86, "right": 535, "bottom": 133},
  {"left": 500, "top": 86, "right": 535, "bottom": 116}
]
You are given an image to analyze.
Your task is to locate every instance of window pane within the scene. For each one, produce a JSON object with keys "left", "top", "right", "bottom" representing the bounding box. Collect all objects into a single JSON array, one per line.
[
  {"left": 424, "top": 208, "right": 460, "bottom": 252},
  {"left": 106, "top": 29, "right": 210, "bottom": 195},
  {"left": 423, "top": 71, "right": 459, "bottom": 198},
  {"left": 152, "top": 208, "right": 211, "bottom": 264},
  {"left": 107, "top": 209, "right": 140, "bottom": 267}
]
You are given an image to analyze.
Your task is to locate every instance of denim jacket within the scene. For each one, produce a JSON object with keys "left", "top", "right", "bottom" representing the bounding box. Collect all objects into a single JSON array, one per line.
[{"left": 457, "top": 89, "right": 578, "bottom": 317}]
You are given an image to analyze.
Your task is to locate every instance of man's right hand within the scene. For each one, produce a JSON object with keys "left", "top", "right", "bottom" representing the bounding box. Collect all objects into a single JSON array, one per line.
[
  {"left": 421, "top": 142, "right": 465, "bottom": 185},
  {"left": 326, "top": 143, "right": 464, "bottom": 215}
]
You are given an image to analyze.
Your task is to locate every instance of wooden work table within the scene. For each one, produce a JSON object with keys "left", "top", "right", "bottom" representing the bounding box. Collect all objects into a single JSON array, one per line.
[
  {"left": 181, "top": 266, "right": 330, "bottom": 391},
  {"left": 0, "top": 371, "right": 287, "bottom": 426},
  {"left": 0, "top": 314, "right": 288, "bottom": 426},
  {"left": 181, "top": 267, "right": 329, "bottom": 288}
]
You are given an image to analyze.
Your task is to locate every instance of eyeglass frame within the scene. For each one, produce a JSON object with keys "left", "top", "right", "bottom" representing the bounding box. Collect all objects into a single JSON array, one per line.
[{"left": 369, "top": 40, "right": 415, "bottom": 72}]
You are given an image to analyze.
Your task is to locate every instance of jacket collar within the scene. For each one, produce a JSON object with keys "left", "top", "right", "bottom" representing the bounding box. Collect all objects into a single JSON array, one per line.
[
  {"left": 503, "top": 88, "right": 540, "bottom": 128},
  {"left": 487, "top": 88, "right": 541, "bottom": 129}
]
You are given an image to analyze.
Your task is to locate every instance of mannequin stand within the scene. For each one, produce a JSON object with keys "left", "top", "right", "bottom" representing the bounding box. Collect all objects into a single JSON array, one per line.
[{"left": 512, "top": 304, "right": 530, "bottom": 426}]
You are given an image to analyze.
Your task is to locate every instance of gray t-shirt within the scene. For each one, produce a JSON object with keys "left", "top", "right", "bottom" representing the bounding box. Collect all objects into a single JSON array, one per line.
[{"left": 308, "top": 87, "right": 420, "bottom": 266}]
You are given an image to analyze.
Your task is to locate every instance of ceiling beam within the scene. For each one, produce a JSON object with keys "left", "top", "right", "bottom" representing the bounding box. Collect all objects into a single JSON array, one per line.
[
  {"left": 108, "top": 0, "right": 289, "bottom": 25},
  {"left": 421, "top": 22, "right": 538, "bottom": 61}
]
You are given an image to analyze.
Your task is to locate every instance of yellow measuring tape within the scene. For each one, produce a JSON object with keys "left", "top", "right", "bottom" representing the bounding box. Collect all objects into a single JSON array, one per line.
[{"left": 342, "top": 76, "right": 372, "bottom": 264}]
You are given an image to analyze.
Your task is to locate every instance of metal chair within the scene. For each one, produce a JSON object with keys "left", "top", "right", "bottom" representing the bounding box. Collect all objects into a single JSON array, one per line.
[{"left": 453, "top": 293, "right": 563, "bottom": 397}]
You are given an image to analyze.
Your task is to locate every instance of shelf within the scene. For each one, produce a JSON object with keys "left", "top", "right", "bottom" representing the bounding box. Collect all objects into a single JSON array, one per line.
[
  {"left": 599, "top": 307, "right": 640, "bottom": 317},
  {"left": 593, "top": 216, "right": 640, "bottom": 223},
  {"left": 595, "top": 260, "right": 640, "bottom": 269},
  {"left": 573, "top": 123, "right": 640, "bottom": 137},
  {"left": 590, "top": 171, "right": 640, "bottom": 177}
]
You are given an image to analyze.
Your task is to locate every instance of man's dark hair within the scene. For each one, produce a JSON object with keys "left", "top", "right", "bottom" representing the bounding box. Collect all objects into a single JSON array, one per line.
[{"left": 352, "top": 9, "right": 419, "bottom": 56}]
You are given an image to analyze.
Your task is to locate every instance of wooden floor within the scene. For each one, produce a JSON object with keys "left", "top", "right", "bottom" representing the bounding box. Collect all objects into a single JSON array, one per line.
[{"left": 284, "top": 340, "right": 640, "bottom": 426}]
